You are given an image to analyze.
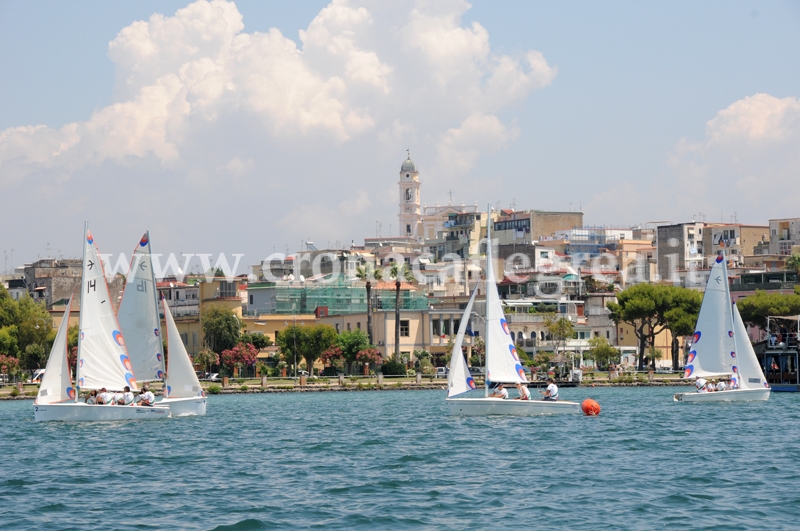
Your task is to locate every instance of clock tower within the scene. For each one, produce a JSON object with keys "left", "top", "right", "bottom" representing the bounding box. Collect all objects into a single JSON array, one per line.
[{"left": 398, "top": 152, "right": 421, "bottom": 239}]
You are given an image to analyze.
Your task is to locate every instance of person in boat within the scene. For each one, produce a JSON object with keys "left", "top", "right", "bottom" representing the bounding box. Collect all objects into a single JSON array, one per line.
[
  {"left": 541, "top": 378, "right": 558, "bottom": 401},
  {"left": 514, "top": 382, "right": 531, "bottom": 400},
  {"left": 117, "top": 386, "right": 134, "bottom": 405},
  {"left": 489, "top": 383, "right": 508, "bottom": 399},
  {"left": 137, "top": 385, "right": 155, "bottom": 406},
  {"left": 706, "top": 380, "right": 717, "bottom": 392},
  {"left": 695, "top": 377, "right": 708, "bottom": 393},
  {"left": 716, "top": 380, "right": 727, "bottom": 392},
  {"left": 85, "top": 390, "right": 98, "bottom": 404},
  {"left": 96, "top": 388, "right": 115, "bottom": 405}
]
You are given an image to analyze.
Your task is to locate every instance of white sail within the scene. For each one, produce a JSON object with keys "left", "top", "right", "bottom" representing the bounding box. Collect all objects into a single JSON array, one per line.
[
  {"left": 447, "top": 285, "right": 480, "bottom": 397},
  {"left": 117, "top": 231, "right": 164, "bottom": 382},
  {"left": 732, "top": 302, "right": 769, "bottom": 390},
  {"left": 36, "top": 295, "right": 76, "bottom": 404},
  {"left": 162, "top": 298, "right": 203, "bottom": 398},
  {"left": 77, "top": 229, "right": 138, "bottom": 392},
  {"left": 485, "top": 223, "right": 527, "bottom": 385},
  {"left": 683, "top": 254, "right": 735, "bottom": 379}
]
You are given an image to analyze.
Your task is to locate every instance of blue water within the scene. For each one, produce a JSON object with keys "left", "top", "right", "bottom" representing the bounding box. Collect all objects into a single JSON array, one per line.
[{"left": 1, "top": 387, "right": 799, "bottom": 530}]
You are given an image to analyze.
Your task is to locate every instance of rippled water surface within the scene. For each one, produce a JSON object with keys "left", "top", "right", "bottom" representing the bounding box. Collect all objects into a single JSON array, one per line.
[{"left": 2, "top": 387, "right": 799, "bottom": 530}]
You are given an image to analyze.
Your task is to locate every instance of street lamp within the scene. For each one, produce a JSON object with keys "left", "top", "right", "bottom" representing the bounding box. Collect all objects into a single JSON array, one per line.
[{"left": 34, "top": 318, "right": 46, "bottom": 329}]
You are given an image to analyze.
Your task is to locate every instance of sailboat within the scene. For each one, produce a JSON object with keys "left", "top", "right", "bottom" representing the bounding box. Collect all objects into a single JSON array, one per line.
[
  {"left": 674, "top": 254, "right": 770, "bottom": 402},
  {"left": 446, "top": 207, "right": 580, "bottom": 416},
  {"left": 34, "top": 226, "right": 171, "bottom": 421},
  {"left": 159, "top": 297, "right": 207, "bottom": 415},
  {"left": 117, "top": 231, "right": 206, "bottom": 416}
]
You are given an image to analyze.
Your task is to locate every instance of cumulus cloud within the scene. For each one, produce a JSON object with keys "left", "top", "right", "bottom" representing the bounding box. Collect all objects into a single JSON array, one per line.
[
  {"left": 585, "top": 93, "right": 800, "bottom": 225},
  {"left": 0, "top": 0, "right": 555, "bottom": 264}
]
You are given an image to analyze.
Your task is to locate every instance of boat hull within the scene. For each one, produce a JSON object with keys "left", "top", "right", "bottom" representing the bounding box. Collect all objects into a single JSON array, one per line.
[
  {"left": 673, "top": 388, "right": 771, "bottom": 403},
  {"left": 159, "top": 396, "right": 207, "bottom": 416},
  {"left": 33, "top": 402, "right": 171, "bottom": 422},
  {"left": 446, "top": 397, "right": 580, "bottom": 416}
]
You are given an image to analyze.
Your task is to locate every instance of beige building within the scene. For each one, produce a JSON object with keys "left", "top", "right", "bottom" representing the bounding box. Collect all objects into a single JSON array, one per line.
[
  {"left": 494, "top": 210, "right": 584, "bottom": 245},
  {"left": 704, "top": 224, "right": 768, "bottom": 266}
]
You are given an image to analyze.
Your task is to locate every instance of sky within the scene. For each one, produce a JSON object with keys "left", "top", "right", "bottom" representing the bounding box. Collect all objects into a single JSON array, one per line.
[{"left": 1, "top": 0, "right": 799, "bottom": 274}]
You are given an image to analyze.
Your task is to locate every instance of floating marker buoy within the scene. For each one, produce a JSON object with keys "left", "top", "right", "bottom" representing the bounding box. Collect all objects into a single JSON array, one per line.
[{"left": 581, "top": 398, "right": 601, "bottom": 416}]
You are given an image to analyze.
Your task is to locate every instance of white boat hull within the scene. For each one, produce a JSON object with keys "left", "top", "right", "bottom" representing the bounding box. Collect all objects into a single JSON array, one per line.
[
  {"left": 446, "top": 397, "right": 581, "bottom": 416},
  {"left": 673, "top": 388, "right": 771, "bottom": 403},
  {"left": 33, "top": 402, "right": 171, "bottom": 422},
  {"left": 159, "top": 396, "right": 207, "bottom": 416}
]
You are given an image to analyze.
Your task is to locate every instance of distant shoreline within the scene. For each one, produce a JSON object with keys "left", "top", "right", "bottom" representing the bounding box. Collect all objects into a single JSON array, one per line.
[{"left": 0, "top": 380, "right": 694, "bottom": 401}]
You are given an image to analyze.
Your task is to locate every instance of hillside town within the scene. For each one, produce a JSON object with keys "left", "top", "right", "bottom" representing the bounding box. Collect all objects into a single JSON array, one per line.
[{"left": 3, "top": 154, "right": 800, "bottom": 379}]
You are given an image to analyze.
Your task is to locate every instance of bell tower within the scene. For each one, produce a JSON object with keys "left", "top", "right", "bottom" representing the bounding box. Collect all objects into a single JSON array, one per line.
[{"left": 398, "top": 151, "right": 421, "bottom": 239}]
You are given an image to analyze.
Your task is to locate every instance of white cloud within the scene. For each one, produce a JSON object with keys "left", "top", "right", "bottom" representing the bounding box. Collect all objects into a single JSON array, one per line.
[
  {"left": 586, "top": 93, "right": 800, "bottom": 225},
  {"left": 0, "top": 0, "right": 555, "bottom": 264}
]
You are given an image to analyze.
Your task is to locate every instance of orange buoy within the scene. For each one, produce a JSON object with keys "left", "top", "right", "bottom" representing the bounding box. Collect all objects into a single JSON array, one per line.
[{"left": 581, "top": 398, "right": 601, "bottom": 416}]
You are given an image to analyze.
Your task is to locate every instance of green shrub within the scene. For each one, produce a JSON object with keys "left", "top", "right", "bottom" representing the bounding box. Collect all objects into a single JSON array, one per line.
[
  {"left": 10, "top": 388, "right": 19, "bottom": 397},
  {"left": 240, "top": 385, "right": 249, "bottom": 391},
  {"left": 208, "top": 385, "right": 222, "bottom": 394},
  {"left": 381, "top": 360, "right": 406, "bottom": 376}
]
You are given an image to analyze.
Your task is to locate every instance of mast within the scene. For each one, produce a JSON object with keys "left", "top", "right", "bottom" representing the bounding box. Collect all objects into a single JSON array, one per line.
[
  {"left": 485, "top": 203, "right": 491, "bottom": 398},
  {"left": 74, "top": 221, "right": 87, "bottom": 402},
  {"left": 146, "top": 231, "right": 167, "bottom": 390}
]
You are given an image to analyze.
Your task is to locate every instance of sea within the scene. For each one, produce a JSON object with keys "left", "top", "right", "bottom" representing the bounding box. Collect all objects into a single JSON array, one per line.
[{"left": 1, "top": 386, "right": 799, "bottom": 531}]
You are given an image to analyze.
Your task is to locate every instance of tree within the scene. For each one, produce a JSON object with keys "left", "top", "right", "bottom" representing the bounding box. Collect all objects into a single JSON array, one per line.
[
  {"left": 737, "top": 291, "right": 800, "bottom": 330},
  {"left": 320, "top": 346, "right": 346, "bottom": 372},
  {"left": 201, "top": 306, "right": 241, "bottom": 354},
  {"left": 240, "top": 332, "right": 272, "bottom": 350},
  {"left": 663, "top": 288, "right": 703, "bottom": 370},
  {"left": 543, "top": 313, "right": 574, "bottom": 357},
  {"left": 276, "top": 325, "right": 305, "bottom": 375},
  {"left": 302, "top": 325, "right": 338, "bottom": 376},
  {"left": 20, "top": 343, "right": 46, "bottom": 371},
  {"left": 0, "top": 354, "right": 21, "bottom": 379},
  {"left": 220, "top": 343, "right": 258, "bottom": 376},
  {"left": 586, "top": 337, "right": 620, "bottom": 370},
  {"left": 337, "top": 329, "right": 370, "bottom": 374},
  {"left": 355, "top": 264, "right": 382, "bottom": 345},
  {"left": 785, "top": 254, "right": 800, "bottom": 274},
  {"left": 195, "top": 349, "right": 220, "bottom": 373},
  {"left": 388, "top": 262, "right": 414, "bottom": 360},
  {"left": 607, "top": 284, "right": 676, "bottom": 371},
  {"left": 356, "top": 347, "right": 382, "bottom": 374}
]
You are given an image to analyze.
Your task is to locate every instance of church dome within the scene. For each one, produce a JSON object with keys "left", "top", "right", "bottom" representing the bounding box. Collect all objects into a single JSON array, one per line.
[{"left": 401, "top": 156, "right": 417, "bottom": 173}]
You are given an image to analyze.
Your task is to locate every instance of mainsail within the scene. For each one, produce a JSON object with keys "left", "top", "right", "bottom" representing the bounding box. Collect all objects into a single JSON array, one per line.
[
  {"left": 76, "top": 228, "right": 138, "bottom": 392},
  {"left": 447, "top": 284, "right": 480, "bottom": 397},
  {"left": 36, "top": 294, "right": 75, "bottom": 404},
  {"left": 484, "top": 216, "right": 527, "bottom": 385},
  {"left": 162, "top": 298, "right": 204, "bottom": 398},
  {"left": 684, "top": 254, "right": 735, "bottom": 379},
  {"left": 117, "top": 231, "right": 164, "bottom": 382},
  {"left": 732, "top": 302, "right": 769, "bottom": 390}
]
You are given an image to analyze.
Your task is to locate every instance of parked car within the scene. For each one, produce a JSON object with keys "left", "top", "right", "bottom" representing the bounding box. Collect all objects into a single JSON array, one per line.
[
  {"left": 435, "top": 367, "right": 448, "bottom": 378},
  {"left": 469, "top": 367, "right": 484, "bottom": 375},
  {"left": 206, "top": 373, "right": 220, "bottom": 382}
]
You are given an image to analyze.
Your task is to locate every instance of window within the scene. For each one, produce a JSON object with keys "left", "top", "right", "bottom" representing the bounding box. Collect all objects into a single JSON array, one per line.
[
  {"left": 357, "top": 322, "right": 361, "bottom": 330},
  {"left": 249, "top": 295, "right": 254, "bottom": 305},
  {"left": 192, "top": 332, "right": 197, "bottom": 346},
  {"left": 400, "top": 320, "right": 410, "bottom": 337},
  {"left": 606, "top": 331, "right": 610, "bottom": 339},
  {"left": 406, "top": 224, "right": 411, "bottom": 234},
  {"left": 335, "top": 323, "right": 340, "bottom": 333},
  {"left": 219, "top": 281, "right": 237, "bottom": 298},
  {"left": 347, "top": 322, "right": 351, "bottom": 331},
  {"left": 180, "top": 333, "right": 188, "bottom": 346}
]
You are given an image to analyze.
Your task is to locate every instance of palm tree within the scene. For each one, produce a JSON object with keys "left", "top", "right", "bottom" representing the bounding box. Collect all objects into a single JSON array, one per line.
[
  {"left": 355, "top": 263, "right": 382, "bottom": 345},
  {"left": 388, "top": 261, "right": 415, "bottom": 360},
  {"left": 785, "top": 254, "right": 800, "bottom": 275}
]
